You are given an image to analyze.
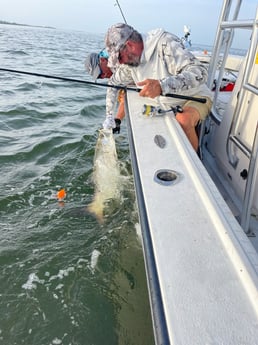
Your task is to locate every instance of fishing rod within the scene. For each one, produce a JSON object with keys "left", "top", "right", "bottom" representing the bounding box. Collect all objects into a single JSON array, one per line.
[
  {"left": 115, "top": 0, "right": 127, "bottom": 24},
  {"left": 0, "top": 68, "right": 207, "bottom": 103}
]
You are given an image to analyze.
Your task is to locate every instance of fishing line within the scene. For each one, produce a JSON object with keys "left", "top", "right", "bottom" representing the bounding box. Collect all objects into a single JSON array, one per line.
[
  {"left": 0, "top": 68, "right": 207, "bottom": 103},
  {"left": 1, "top": 67, "right": 206, "bottom": 200},
  {"left": 0, "top": 67, "right": 206, "bottom": 202},
  {"left": 56, "top": 137, "right": 89, "bottom": 202},
  {"left": 114, "top": 0, "right": 127, "bottom": 24}
]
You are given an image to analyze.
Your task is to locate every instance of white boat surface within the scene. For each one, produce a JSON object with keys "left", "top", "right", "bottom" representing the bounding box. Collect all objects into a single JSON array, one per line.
[{"left": 125, "top": 1, "right": 258, "bottom": 344}]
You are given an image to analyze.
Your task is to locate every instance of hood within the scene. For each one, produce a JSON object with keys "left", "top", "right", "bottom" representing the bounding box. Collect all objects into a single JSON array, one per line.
[{"left": 141, "top": 28, "right": 166, "bottom": 62}]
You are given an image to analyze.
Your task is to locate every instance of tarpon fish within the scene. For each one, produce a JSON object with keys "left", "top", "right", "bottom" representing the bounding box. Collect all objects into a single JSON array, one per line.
[{"left": 87, "top": 128, "right": 121, "bottom": 223}]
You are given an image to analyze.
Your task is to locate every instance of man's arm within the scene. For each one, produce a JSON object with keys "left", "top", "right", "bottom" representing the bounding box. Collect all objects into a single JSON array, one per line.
[
  {"left": 103, "top": 65, "right": 134, "bottom": 130},
  {"left": 159, "top": 33, "right": 209, "bottom": 95}
]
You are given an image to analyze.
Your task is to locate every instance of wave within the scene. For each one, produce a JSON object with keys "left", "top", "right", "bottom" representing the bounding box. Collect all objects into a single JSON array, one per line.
[{"left": 3, "top": 49, "right": 29, "bottom": 55}]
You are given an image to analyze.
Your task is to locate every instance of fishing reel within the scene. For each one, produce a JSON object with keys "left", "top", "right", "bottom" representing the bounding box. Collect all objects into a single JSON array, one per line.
[{"left": 142, "top": 104, "right": 183, "bottom": 117}]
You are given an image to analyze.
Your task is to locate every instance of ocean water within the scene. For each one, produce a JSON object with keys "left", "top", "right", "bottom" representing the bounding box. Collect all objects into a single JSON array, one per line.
[{"left": 0, "top": 24, "right": 155, "bottom": 345}]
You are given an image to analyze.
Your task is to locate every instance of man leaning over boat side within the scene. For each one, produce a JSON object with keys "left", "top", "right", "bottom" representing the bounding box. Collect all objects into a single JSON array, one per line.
[
  {"left": 103, "top": 23, "right": 213, "bottom": 151},
  {"left": 85, "top": 50, "right": 113, "bottom": 79},
  {"left": 85, "top": 50, "right": 130, "bottom": 134}
]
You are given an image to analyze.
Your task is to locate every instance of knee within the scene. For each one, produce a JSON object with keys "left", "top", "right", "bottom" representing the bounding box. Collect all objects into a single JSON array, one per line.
[{"left": 176, "top": 106, "right": 200, "bottom": 131}]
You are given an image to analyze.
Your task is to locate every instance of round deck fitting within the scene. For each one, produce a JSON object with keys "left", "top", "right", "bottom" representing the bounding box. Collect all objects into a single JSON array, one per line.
[{"left": 154, "top": 169, "right": 182, "bottom": 186}]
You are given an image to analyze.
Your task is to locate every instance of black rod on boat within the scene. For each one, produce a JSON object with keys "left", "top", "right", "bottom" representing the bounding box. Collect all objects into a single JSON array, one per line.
[{"left": 0, "top": 68, "right": 207, "bottom": 103}]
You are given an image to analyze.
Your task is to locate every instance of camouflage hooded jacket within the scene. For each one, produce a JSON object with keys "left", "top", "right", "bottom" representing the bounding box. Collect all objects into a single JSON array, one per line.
[{"left": 105, "top": 28, "right": 212, "bottom": 117}]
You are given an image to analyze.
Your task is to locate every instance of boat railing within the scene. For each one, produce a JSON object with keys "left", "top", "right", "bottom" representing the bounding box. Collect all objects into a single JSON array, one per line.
[
  {"left": 204, "top": 0, "right": 258, "bottom": 234},
  {"left": 225, "top": 7, "right": 258, "bottom": 234},
  {"left": 207, "top": 1, "right": 256, "bottom": 120},
  {"left": 199, "top": 0, "right": 257, "bottom": 157},
  {"left": 226, "top": 7, "right": 258, "bottom": 167},
  {"left": 241, "top": 123, "right": 258, "bottom": 233}
]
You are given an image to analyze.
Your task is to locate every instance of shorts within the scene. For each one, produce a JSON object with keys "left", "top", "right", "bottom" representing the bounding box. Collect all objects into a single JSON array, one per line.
[{"left": 184, "top": 96, "right": 212, "bottom": 121}]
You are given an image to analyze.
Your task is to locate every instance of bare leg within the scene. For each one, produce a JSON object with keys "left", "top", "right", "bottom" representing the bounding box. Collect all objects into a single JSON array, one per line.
[{"left": 175, "top": 106, "right": 200, "bottom": 151}]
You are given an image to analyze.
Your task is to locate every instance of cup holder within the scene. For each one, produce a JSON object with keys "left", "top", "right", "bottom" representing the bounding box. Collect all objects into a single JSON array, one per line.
[{"left": 154, "top": 169, "right": 182, "bottom": 186}]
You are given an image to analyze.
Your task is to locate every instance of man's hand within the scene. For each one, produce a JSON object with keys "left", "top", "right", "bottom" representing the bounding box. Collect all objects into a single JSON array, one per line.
[
  {"left": 137, "top": 79, "right": 162, "bottom": 98},
  {"left": 103, "top": 115, "right": 115, "bottom": 130}
]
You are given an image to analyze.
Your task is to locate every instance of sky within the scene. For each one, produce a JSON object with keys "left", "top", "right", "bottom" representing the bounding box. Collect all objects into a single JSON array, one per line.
[{"left": 1, "top": 0, "right": 257, "bottom": 48}]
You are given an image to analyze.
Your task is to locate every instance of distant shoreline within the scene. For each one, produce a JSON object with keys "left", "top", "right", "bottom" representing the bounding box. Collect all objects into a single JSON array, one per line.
[{"left": 0, "top": 20, "right": 55, "bottom": 29}]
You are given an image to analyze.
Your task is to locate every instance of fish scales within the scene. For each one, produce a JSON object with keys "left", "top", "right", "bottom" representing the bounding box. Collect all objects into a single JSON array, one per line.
[{"left": 87, "top": 129, "right": 121, "bottom": 223}]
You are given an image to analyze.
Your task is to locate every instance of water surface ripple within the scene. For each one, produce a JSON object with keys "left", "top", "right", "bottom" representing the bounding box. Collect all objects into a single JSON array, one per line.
[{"left": 0, "top": 24, "right": 154, "bottom": 345}]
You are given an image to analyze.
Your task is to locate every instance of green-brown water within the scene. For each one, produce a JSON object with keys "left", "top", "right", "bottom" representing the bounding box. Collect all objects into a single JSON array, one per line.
[{"left": 0, "top": 24, "right": 155, "bottom": 345}]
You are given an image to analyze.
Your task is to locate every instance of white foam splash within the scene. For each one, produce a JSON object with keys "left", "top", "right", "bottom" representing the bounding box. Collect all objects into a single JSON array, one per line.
[
  {"left": 135, "top": 223, "right": 142, "bottom": 245},
  {"left": 90, "top": 249, "right": 101, "bottom": 272},
  {"left": 28, "top": 195, "right": 34, "bottom": 206},
  {"left": 49, "top": 267, "right": 75, "bottom": 281},
  {"left": 22, "top": 273, "right": 44, "bottom": 290}
]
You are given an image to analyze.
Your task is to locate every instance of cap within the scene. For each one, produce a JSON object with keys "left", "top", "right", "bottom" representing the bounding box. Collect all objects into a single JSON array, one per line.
[
  {"left": 98, "top": 49, "right": 109, "bottom": 59},
  {"left": 85, "top": 53, "right": 101, "bottom": 80},
  {"left": 105, "top": 23, "right": 135, "bottom": 68}
]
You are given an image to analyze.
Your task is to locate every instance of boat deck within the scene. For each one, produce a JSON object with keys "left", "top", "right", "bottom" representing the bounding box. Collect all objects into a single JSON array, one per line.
[{"left": 125, "top": 90, "right": 258, "bottom": 345}]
